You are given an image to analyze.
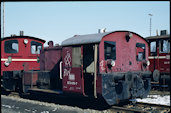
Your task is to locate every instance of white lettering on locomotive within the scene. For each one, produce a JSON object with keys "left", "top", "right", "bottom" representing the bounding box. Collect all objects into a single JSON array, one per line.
[
  {"left": 69, "top": 74, "right": 75, "bottom": 81},
  {"left": 67, "top": 81, "right": 78, "bottom": 85},
  {"left": 148, "top": 55, "right": 170, "bottom": 59},
  {"left": 164, "top": 61, "right": 170, "bottom": 64},
  {"left": 100, "top": 60, "right": 105, "bottom": 71},
  {"left": 63, "top": 68, "right": 71, "bottom": 77}
]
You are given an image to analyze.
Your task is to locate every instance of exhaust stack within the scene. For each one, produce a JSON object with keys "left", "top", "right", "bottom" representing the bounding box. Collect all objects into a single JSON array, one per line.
[{"left": 20, "top": 31, "right": 24, "bottom": 36}]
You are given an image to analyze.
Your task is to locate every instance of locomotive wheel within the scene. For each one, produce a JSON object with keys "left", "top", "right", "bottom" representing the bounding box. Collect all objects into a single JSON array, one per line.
[
  {"left": 131, "top": 76, "right": 145, "bottom": 98},
  {"left": 153, "top": 70, "right": 160, "bottom": 82}
]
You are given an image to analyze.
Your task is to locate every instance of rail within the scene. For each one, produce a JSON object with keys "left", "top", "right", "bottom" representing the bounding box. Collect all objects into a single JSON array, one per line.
[{"left": 110, "top": 102, "right": 170, "bottom": 113}]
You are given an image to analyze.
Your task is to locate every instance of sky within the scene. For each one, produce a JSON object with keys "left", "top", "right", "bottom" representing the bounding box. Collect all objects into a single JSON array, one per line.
[{"left": 1, "top": 1, "right": 170, "bottom": 46}]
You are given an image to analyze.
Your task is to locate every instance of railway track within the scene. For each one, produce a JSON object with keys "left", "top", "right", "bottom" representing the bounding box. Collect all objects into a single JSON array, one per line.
[
  {"left": 3, "top": 92, "right": 170, "bottom": 113},
  {"left": 110, "top": 102, "right": 170, "bottom": 113},
  {"left": 151, "top": 82, "right": 170, "bottom": 91}
]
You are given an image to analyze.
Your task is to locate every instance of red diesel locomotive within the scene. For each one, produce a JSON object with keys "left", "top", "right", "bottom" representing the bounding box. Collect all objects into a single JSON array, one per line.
[
  {"left": 146, "top": 30, "right": 170, "bottom": 89},
  {"left": 1, "top": 31, "right": 45, "bottom": 91},
  {"left": 2, "top": 30, "right": 151, "bottom": 105},
  {"left": 17, "top": 30, "right": 151, "bottom": 105}
]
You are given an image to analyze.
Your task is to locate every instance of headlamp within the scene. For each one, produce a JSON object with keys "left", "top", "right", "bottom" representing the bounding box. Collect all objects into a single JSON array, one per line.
[{"left": 24, "top": 39, "right": 28, "bottom": 44}]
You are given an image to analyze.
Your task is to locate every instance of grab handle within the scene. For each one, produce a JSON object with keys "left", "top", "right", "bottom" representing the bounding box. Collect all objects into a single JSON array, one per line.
[{"left": 60, "top": 61, "right": 63, "bottom": 79}]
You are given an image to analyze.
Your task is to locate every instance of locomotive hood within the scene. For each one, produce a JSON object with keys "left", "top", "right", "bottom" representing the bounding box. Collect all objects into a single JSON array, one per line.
[
  {"left": 61, "top": 32, "right": 110, "bottom": 46},
  {"left": 61, "top": 30, "right": 147, "bottom": 46}
]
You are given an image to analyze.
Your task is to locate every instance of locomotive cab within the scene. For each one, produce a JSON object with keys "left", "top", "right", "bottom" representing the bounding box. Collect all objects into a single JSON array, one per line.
[
  {"left": 146, "top": 31, "right": 170, "bottom": 89},
  {"left": 61, "top": 31, "right": 151, "bottom": 105},
  {"left": 15, "top": 30, "right": 151, "bottom": 106},
  {"left": 1, "top": 32, "right": 45, "bottom": 92}
]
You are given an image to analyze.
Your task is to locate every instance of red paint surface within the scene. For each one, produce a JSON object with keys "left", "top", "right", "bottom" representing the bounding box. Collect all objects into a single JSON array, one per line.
[
  {"left": 23, "top": 72, "right": 38, "bottom": 85},
  {"left": 149, "top": 48, "right": 170, "bottom": 73},
  {"left": 61, "top": 31, "right": 150, "bottom": 95},
  {"left": 40, "top": 46, "right": 62, "bottom": 71},
  {"left": 1, "top": 37, "right": 45, "bottom": 76},
  {"left": 99, "top": 32, "right": 149, "bottom": 73}
]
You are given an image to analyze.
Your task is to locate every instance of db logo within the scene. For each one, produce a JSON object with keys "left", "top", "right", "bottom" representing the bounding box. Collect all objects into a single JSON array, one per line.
[{"left": 64, "top": 51, "right": 71, "bottom": 66}]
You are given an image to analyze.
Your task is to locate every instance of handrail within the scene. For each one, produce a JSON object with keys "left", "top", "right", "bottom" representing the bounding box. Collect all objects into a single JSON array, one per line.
[{"left": 60, "top": 61, "right": 63, "bottom": 79}]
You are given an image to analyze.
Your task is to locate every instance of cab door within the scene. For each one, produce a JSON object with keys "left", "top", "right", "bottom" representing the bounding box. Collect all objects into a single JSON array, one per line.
[
  {"left": 149, "top": 40, "right": 158, "bottom": 72},
  {"left": 62, "top": 46, "right": 83, "bottom": 93},
  {"left": 158, "top": 39, "right": 170, "bottom": 73},
  {"left": 83, "top": 44, "right": 98, "bottom": 97}
]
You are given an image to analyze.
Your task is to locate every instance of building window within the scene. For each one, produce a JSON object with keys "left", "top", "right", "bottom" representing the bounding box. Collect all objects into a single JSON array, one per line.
[
  {"left": 160, "top": 39, "right": 170, "bottom": 53},
  {"left": 31, "top": 41, "right": 42, "bottom": 54},
  {"left": 5, "top": 40, "right": 19, "bottom": 53},
  {"left": 72, "top": 46, "right": 81, "bottom": 67},
  {"left": 136, "top": 43, "right": 146, "bottom": 61},
  {"left": 104, "top": 41, "right": 116, "bottom": 60}
]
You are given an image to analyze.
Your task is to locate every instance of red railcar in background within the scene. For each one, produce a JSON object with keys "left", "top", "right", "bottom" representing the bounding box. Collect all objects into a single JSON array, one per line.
[
  {"left": 146, "top": 30, "right": 170, "bottom": 90},
  {"left": 1, "top": 31, "right": 45, "bottom": 91}
]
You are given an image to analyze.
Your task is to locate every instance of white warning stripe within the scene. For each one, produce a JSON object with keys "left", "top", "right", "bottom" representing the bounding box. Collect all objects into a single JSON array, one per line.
[
  {"left": 1, "top": 58, "right": 37, "bottom": 61},
  {"left": 148, "top": 55, "right": 170, "bottom": 59}
]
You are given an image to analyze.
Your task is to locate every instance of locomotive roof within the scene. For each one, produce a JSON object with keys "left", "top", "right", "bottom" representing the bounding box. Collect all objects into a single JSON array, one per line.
[
  {"left": 61, "top": 30, "right": 147, "bottom": 46},
  {"left": 146, "top": 34, "right": 170, "bottom": 40},
  {"left": 1, "top": 35, "right": 46, "bottom": 43}
]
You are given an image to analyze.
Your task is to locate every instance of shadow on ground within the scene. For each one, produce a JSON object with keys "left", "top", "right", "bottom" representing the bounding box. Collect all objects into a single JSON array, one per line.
[{"left": 20, "top": 91, "right": 111, "bottom": 110}]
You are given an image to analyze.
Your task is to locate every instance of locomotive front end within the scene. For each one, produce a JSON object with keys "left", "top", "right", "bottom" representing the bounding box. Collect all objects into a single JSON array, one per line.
[
  {"left": 1, "top": 33, "right": 45, "bottom": 92},
  {"left": 102, "top": 71, "right": 151, "bottom": 105},
  {"left": 98, "top": 31, "right": 151, "bottom": 105}
]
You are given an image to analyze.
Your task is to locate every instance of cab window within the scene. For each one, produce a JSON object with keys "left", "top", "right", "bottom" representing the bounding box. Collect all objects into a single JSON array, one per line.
[
  {"left": 160, "top": 39, "right": 170, "bottom": 53},
  {"left": 31, "top": 41, "right": 42, "bottom": 54},
  {"left": 136, "top": 43, "right": 146, "bottom": 61},
  {"left": 150, "top": 41, "right": 156, "bottom": 53},
  {"left": 72, "top": 46, "right": 81, "bottom": 67},
  {"left": 149, "top": 41, "right": 157, "bottom": 56},
  {"left": 4, "top": 40, "right": 19, "bottom": 53},
  {"left": 104, "top": 41, "right": 116, "bottom": 60}
]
